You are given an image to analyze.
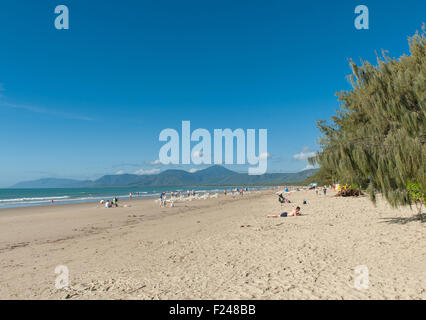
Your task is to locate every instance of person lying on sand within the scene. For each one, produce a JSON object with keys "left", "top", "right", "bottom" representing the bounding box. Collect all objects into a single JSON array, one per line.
[{"left": 267, "top": 206, "right": 301, "bottom": 218}]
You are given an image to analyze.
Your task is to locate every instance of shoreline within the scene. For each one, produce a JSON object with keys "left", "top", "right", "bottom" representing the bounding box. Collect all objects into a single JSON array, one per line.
[{"left": 0, "top": 185, "right": 276, "bottom": 210}]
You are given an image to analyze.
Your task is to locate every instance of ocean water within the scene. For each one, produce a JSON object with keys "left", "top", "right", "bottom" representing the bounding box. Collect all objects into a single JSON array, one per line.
[{"left": 0, "top": 186, "right": 265, "bottom": 209}]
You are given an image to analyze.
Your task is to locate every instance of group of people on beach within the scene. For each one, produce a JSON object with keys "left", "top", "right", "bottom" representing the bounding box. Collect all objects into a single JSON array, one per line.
[
  {"left": 268, "top": 186, "right": 305, "bottom": 218},
  {"left": 315, "top": 186, "right": 329, "bottom": 196},
  {"left": 157, "top": 187, "right": 251, "bottom": 208},
  {"left": 159, "top": 192, "right": 169, "bottom": 207},
  {"left": 101, "top": 197, "right": 118, "bottom": 208},
  {"left": 159, "top": 190, "right": 193, "bottom": 207},
  {"left": 99, "top": 186, "right": 255, "bottom": 210},
  {"left": 223, "top": 187, "right": 248, "bottom": 196},
  {"left": 159, "top": 190, "right": 192, "bottom": 208},
  {"left": 268, "top": 184, "right": 336, "bottom": 218}
]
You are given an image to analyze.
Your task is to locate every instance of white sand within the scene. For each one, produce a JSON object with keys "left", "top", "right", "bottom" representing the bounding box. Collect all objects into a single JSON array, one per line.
[{"left": 0, "top": 189, "right": 424, "bottom": 299}]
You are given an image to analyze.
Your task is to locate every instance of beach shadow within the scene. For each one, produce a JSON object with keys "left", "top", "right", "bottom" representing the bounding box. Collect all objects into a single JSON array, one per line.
[{"left": 380, "top": 215, "right": 424, "bottom": 224}]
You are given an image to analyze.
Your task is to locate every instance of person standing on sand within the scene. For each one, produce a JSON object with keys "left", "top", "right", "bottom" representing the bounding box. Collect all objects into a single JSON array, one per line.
[
  {"left": 163, "top": 192, "right": 168, "bottom": 207},
  {"left": 323, "top": 186, "right": 327, "bottom": 196},
  {"left": 129, "top": 192, "right": 132, "bottom": 200},
  {"left": 161, "top": 192, "right": 167, "bottom": 207}
]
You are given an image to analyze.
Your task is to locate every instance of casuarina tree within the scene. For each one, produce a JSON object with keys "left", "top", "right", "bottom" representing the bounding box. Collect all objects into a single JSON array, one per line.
[{"left": 311, "top": 25, "right": 425, "bottom": 220}]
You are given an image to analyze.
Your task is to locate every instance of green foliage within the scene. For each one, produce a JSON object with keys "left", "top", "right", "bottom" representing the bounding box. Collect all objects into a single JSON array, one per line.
[
  {"left": 407, "top": 181, "right": 425, "bottom": 203},
  {"left": 312, "top": 25, "right": 426, "bottom": 211}
]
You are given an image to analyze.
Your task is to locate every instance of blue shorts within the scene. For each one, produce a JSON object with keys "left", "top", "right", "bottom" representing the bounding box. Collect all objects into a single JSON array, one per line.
[{"left": 280, "top": 212, "right": 288, "bottom": 217}]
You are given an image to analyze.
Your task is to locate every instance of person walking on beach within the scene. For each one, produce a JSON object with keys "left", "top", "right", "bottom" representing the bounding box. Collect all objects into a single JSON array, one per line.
[
  {"left": 159, "top": 192, "right": 166, "bottom": 207},
  {"left": 129, "top": 192, "right": 133, "bottom": 200},
  {"left": 323, "top": 186, "right": 327, "bottom": 196}
]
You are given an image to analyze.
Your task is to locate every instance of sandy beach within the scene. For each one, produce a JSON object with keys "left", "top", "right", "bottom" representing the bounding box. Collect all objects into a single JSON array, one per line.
[{"left": 0, "top": 189, "right": 424, "bottom": 300}]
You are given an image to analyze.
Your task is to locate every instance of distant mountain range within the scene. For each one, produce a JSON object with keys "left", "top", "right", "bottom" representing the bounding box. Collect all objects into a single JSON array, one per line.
[{"left": 10, "top": 166, "right": 317, "bottom": 188}]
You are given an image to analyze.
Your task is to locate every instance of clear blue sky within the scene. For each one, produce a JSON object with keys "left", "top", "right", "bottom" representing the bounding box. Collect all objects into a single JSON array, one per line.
[{"left": 0, "top": 0, "right": 424, "bottom": 186}]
